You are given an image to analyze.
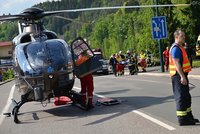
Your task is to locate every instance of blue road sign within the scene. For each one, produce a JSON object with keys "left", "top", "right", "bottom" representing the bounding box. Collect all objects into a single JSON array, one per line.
[{"left": 151, "top": 16, "right": 167, "bottom": 40}]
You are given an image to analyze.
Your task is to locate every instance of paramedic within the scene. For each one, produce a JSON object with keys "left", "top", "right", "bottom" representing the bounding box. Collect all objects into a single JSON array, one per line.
[{"left": 75, "top": 51, "right": 94, "bottom": 109}]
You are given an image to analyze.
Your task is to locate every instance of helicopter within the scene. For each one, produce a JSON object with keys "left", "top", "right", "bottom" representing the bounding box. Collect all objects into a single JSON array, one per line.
[{"left": 0, "top": 7, "right": 102, "bottom": 123}]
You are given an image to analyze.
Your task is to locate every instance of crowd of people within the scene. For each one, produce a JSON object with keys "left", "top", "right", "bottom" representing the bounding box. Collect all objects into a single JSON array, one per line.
[
  {"left": 109, "top": 49, "right": 153, "bottom": 76},
  {"left": 108, "top": 41, "right": 195, "bottom": 77}
]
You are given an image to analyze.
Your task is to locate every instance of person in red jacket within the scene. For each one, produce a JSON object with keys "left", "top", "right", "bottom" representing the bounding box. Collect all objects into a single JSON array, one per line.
[
  {"left": 163, "top": 47, "right": 169, "bottom": 71},
  {"left": 75, "top": 51, "right": 94, "bottom": 109}
]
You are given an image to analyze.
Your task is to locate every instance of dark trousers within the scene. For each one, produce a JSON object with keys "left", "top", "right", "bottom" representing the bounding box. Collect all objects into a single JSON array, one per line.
[
  {"left": 111, "top": 64, "right": 116, "bottom": 76},
  {"left": 171, "top": 73, "right": 192, "bottom": 118}
]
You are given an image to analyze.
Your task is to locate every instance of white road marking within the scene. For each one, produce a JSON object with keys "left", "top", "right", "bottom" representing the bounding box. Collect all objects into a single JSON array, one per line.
[
  {"left": 73, "top": 86, "right": 107, "bottom": 98},
  {"left": 101, "top": 75, "right": 171, "bottom": 85},
  {"left": 0, "top": 85, "right": 15, "bottom": 126},
  {"left": 73, "top": 86, "right": 176, "bottom": 131},
  {"left": 133, "top": 110, "right": 176, "bottom": 131},
  {"left": 73, "top": 87, "right": 81, "bottom": 90}
]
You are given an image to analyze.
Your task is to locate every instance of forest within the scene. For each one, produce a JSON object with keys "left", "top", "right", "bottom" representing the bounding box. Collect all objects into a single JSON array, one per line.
[{"left": 0, "top": 0, "right": 200, "bottom": 59}]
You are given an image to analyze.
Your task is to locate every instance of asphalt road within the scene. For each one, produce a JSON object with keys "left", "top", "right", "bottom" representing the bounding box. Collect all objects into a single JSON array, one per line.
[{"left": 0, "top": 73, "right": 200, "bottom": 134}]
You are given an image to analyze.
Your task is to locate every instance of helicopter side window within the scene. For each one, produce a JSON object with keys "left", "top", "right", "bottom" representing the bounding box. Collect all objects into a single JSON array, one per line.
[
  {"left": 43, "top": 32, "right": 57, "bottom": 39},
  {"left": 72, "top": 40, "right": 93, "bottom": 66},
  {"left": 71, "top": 37, "right": 102, "bottom": 78}
]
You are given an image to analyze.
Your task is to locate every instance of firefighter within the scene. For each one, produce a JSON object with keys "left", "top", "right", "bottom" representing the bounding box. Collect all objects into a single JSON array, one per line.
[
  {"left": 75, "top": 51, "right": 94, "bottom": 109},
  {"left": 169, "top": 29, "right": 199, "bottom": 126}
]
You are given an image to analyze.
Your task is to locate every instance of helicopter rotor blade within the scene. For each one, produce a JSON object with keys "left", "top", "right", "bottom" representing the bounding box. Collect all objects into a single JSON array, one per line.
[
  {"left": 0, "top": 3, "right": 191, "bottom": 21},
  {"left": 45, "top": 3, "right": 191, "bottom": 14},
  {"left": 0, "top": 16, "right": 21, "bottom": 21}
]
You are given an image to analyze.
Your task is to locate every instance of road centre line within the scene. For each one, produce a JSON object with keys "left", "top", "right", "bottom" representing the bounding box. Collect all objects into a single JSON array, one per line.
[
  {"left": 0, "top": 85, "right": 15, "bottom": 126},
  {"left": 73, "top": 86, "right": 176, "bottom": 131}
]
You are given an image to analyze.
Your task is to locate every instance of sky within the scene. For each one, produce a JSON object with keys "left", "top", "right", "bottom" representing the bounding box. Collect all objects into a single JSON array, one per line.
[{"left": 0, "top": 0, "right": 59, "bottom": 15}]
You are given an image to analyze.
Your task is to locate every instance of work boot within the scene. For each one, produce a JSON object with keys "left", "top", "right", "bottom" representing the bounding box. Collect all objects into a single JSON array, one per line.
[
  {"left": 87, "top": 97, "right": 94, "bottom": 110},
  {"left": 187, "top": 112, "right": 200, "bottom": 123},
  {"left": 193, "top": 119, "right": 200, "bottom": 123},
  {"left": 178, "top": 117, "right": 196, "bottom": 126},
  {"left": 79, "top": 94, "right": 86, "bottom": 108},
  {"left": 142, "top": 69, "right": 146, "bottom": 72}
]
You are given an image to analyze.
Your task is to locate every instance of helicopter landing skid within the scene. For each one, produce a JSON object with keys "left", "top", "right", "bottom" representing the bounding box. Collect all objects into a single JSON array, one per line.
[
  {"left": 3, "top": 99, "right": 27, "bottom": 124},
  {"left": 10, "top": 91, "right": 33, "bottom": 123},
  {"left": 72, "top": 102, "right": 87, "bottom": 110},
  {"left": 11, "top": 99, "right": 25, "bottom": 123}
]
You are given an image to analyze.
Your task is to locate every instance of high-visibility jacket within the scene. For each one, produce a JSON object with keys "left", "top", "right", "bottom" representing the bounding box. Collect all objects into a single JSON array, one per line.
[
  {"left": 140, "top": 53, "right": 146, "bottom": 60},
  {"left": 75, "top": 55, "right": 89, "bottom": 66},
  {"left": 169, "top": 44, "right": 191, "bottom": 76}
]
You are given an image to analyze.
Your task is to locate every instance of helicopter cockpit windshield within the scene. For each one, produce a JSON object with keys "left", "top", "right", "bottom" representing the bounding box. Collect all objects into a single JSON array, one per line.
[
  {"left": 19, "top": 40, "right": 70, "bottom": 76},
  {"left": 26, "top": 43, "right": 48, "bottom": 68}
]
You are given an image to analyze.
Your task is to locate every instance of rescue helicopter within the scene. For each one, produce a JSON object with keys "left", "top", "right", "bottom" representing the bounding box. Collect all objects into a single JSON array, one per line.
[
  {"left": 0, "top": 3, "right": 190, "bottom": 124},
  {"left": 0, "top": 7, "right": 103, "bottom": 123}
]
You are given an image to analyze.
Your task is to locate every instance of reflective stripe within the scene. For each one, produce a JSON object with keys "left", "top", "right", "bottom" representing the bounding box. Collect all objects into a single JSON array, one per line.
[
  {"left": 186, "top": 107, "right": 192, "bottom": 112},
  {"left": 169, "top": 65, "right": 176, "bottom": 69},
  {"left": 140, "top": 54, "right": 146, "bottom": 59},
  {"left": 176, "top": 111, "right": 187, "bottom": 116},
  {"left": 184, "top": 68, "right": 191, "bottom": 72},
  {"left": 183, "top": 63, "right": 190, "bottom": 67},
  {"left": 177, "top": 107, "right": 192, "bottom": 116}
]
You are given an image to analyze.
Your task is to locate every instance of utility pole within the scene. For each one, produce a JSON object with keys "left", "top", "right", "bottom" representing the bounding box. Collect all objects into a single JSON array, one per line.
[{"left": 154, "top": 0, "right": 165, "bottom": 72}]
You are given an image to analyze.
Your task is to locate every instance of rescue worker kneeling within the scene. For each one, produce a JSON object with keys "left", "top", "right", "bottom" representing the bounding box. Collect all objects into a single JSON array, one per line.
[{"left": 75, "top": 51, "right": 94, "bottom": 109}]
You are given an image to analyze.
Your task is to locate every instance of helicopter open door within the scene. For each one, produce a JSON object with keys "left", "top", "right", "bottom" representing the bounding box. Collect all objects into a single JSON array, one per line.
[{"left": 71, "top": 37, "right": 102, "bottom": 78}]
